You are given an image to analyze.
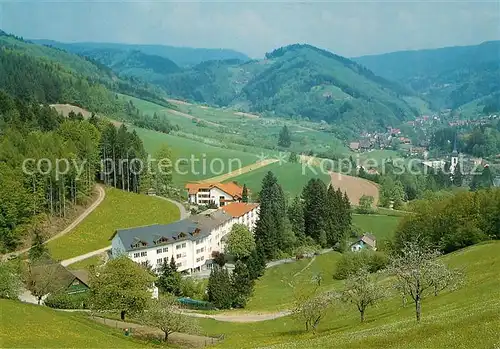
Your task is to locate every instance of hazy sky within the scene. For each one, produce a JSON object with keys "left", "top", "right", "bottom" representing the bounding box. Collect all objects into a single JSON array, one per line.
[{"left": 1, "top": 1, "right": 499, "bottom": 58}]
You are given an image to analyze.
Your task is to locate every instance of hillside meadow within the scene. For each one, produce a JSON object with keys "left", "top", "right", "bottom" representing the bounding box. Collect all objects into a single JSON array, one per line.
[
  {"left": 225, "top": 162, "right": 331, "bottom": 200},
  {"left": 0, "top": 300, "right": 147, "bottom": 348},
  {"left": 352, "top": 214, "right": 403, "bottom": 241},
  {"left": 199, "top": 241, "right": 500, "bottom": 349},
  {"left": 132, "top": 126, "right": 259, "bottom": 186},
  {"left": 47, "top": 187, "right": 180, "bottom": 261}
]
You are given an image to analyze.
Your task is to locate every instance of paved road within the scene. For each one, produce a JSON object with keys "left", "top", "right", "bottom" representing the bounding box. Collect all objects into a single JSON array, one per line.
[
  {"left": 154, "top": 195, "right": 190, "bottom": 219},
  {"left": 60, "top": 246, "right": 111, "bottom": 267},
  {"left": 2, "top": 185, "right": 106, "bottom": 261}
]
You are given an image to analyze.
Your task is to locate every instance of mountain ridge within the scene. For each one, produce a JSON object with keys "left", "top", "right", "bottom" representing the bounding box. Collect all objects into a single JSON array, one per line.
[
  {"left": 32, "top": 39, "right": 251, "bottom": 67},
  {"left": 353, "top": 40, "right": 500, "bottom": 111}
]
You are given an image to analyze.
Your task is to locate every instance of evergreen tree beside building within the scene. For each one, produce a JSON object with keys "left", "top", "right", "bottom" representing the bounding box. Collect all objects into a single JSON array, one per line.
[{"left": 254, "top": 172, "right": 288, "bottom": 259}]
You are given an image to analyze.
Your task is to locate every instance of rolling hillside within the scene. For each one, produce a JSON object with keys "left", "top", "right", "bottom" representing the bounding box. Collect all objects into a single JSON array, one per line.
[
  {"left": 154, "top": 44, "right": 420, "bottom": 134},
  {"left": 0, "top": 31, "right": 172, "bottom": 109},
  {"left": 33, "top": 39, "right": 250, "bottom": 67},
  {"left": 354, "top": 41, "right": 500, "bottom": 112},
  {"left": 29, "top": 37, "right": 420, "bottom": 134}
]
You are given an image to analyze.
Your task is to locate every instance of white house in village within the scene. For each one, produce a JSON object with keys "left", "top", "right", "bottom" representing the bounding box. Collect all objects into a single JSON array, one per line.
[
  {"left": 110, "top": 202, "right": 259, "bottom": 274},
  {"left": 185, "top": 182, "right": 247, "bottom": 207}
]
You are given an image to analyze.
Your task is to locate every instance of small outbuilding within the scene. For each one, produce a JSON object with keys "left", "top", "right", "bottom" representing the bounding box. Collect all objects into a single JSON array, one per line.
[{"left": 350, "top": 233, "right": 377, "bottom": 252}]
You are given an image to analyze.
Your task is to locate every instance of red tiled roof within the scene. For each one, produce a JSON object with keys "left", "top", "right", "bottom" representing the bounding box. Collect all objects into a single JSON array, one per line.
[
  {"left": 221, "top": 202, "right": 259, "bottom": 218},
  {"left": 185, "top": 182, "right": 246, "bottom": 198}
]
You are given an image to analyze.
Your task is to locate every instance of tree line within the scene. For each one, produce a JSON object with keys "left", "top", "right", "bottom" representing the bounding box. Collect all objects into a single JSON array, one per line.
[{"left": 394, "top": 188, "right": 500, "bottom": 254}]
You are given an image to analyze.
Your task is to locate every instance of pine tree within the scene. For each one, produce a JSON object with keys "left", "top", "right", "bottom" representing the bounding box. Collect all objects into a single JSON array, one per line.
[
  {"left": 302, "top": 178, "right": 328, "bottom": 245},
  {"left": 242, "top": 184, "right": 249, "bottom": 203},
  {"left": 29, "top": 229, "right": 48, "bottom": 261},
  {"left": 324, "top": 185, "right": 340, "bottom": 246},
  {"left": 156, "top": 258, "right": 181, "bottom": 296},
  {"left": 288, "top": 196, "right": 306, "bottom": 243},
  {"left": 254, "top": 210, "right": 278, "bottom": 260},
  {"left": 254, "top": 172, "right": 287, "bottom": 259},
  {"left": 231, "top": 261, "right": 254, "bottom": 308},
  {"left": 207, "top": 266, "right": 234, "bottom": 309},
  {"left": 169, "top": 255, "right": 178, "bottom": 272},
  {"left": 278, "top": 125, "right": 291, "bottom": 148}
]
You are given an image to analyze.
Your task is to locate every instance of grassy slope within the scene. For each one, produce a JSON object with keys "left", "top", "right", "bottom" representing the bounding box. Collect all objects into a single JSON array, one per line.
[
  {"left": 0, "top": 300, "right": 147, "bottom": 348},
  {"left": 122, "top": 93, "right": 347, "bottom": 160},
  {"left": 225, "top": 162, "right": 331, "bottom": 200},
  {"left": 47, "top": 188, "right": 180, "bottom": 261},
  {"left": 246, "top": 252, "right": 343, "bottom": 312},
  {"left": 352, "top": 214, "right": 403, "bottom": 241},
  {"left": 200, "top": 241, "right": 500, "bottom": 349},
  {"left": 133, "top": 127, "right": 258, "bottom": 186}
]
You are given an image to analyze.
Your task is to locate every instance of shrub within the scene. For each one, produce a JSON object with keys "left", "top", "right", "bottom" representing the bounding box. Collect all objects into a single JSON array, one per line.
[
  {"left": 357, "top": 195, "right": 375, "bottom": 214},
  {"left": 333, "top": 251, "right": 388, "bottom": 280},
  {"left": 180, "top": 277, "right": 207, "bottom": 300},
  {"left": 44, "top": 292, "right": 89, "bottom": 309}
]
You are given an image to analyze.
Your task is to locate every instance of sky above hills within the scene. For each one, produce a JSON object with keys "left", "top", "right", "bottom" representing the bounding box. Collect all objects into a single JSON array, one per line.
[{"left": 1, "top": 1, "right": 499, "bottom": 58}]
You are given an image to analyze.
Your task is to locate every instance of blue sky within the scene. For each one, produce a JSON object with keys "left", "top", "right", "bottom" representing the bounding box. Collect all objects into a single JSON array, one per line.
[{"left": 1, "top": 1, "right": 499, "bottom": 58}]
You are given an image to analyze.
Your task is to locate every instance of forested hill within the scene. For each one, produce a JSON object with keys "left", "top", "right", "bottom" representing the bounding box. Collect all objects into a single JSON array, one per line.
[
  {"left": 0, "top": 31, "right": 178, "bottom": 133},
  {"left": 0, "top": 33, "right": 177, "bottom": 252},
  {"left": 33, "top": 39, "right": 250, "bottom": 67},
  {"left": 159, "top": 44, "right": 419, "bottom": 131},
  {"left": 353, "top": 41, "right": 500, "bottom": 111}
]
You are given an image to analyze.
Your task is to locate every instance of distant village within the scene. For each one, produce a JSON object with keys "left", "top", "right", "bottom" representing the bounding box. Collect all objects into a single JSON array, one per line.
[{"left": 348, "top": 112, "right": 500, "bottom": 186}]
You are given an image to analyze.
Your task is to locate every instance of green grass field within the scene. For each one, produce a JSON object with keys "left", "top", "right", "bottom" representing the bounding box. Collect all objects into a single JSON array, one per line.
[
  {"left": 225, "top": 162, "right": 331, "bottom": 200},
  {"left": 47, "top": 187, "right": 180, "bottom": 261},
  {"left": 352, "top": 214, "right": 403, "bottom": 241},
  {"left": 199, "top": 241, "right": 500, "bottom": 349},
  {"left": 246, "top": 252, "right": 343, "bottom": 312},
  {"left": 133, "top": 127, "right": 259, "bottom": 186},
  {"left": 0, "top": 300, "right": 147, "bottom": 348}
]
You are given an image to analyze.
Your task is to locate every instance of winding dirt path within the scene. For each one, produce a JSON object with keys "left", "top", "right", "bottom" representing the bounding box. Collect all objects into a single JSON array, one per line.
[
  {"left": 293, "top": 256, "right": 316, "bottom": 277},
  {"left": 2, "top": 185, "right": 106, "bottom": 260},
  {"left": 182, "top": 310, "right": 292, "bottom": 323}
]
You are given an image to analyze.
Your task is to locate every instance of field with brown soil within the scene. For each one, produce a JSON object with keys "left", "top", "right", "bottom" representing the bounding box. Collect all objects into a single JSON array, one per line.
[{"left": 329, "top": 172, "right": 379, "bottom": 206}]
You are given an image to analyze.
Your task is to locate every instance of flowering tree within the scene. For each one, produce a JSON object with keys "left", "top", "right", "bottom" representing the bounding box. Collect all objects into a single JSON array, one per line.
[
  {"left": 387, "top": 241, "right": 463, "bottom": 322},
  {"left": 342, "top": 268, "right": 386, "bottom": 322},
  {"left": 292, "top": 289, "right": 337, "bottom": 332}
]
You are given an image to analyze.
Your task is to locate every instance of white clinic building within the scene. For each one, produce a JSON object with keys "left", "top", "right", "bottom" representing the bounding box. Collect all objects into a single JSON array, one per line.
[{"left": 110, "top": 202, "right": 259, "bottom": 273}]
